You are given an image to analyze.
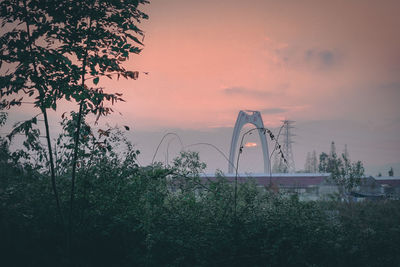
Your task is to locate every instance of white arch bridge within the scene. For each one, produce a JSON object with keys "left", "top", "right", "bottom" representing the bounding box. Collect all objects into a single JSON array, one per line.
[{"left": 228, "top": 110, "right": 270, "bottom": 174}]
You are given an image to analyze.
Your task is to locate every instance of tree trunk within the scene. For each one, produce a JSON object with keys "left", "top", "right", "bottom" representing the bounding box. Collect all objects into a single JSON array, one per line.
[
  {"left": 22, "top": 0, "right": 63, "bottom": 224},
  {"left": 68, "top": 17, "right": 93, "bottom": 261}
]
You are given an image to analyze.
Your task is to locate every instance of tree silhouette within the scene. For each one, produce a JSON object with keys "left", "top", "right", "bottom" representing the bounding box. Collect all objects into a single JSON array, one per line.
[
  {"left": 389, "top": 167, "right": 394, "bottom": 177},
  {"left": 1, "top": 0, "right": 149, "bottom": 253},
  {"left": 0, "top": 0, "right": 76, "bottom": 222},
  {"left": 319, "top": 142, "right": 364, "bottom": 195}
]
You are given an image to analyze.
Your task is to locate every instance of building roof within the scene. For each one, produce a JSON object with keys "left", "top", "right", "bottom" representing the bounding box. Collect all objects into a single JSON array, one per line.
[
  {"left": 374, "top": 176, "right": 400, "bottom": 187},
  {"left": 200, "top": 173, "right": 330, "bottom": 188}
]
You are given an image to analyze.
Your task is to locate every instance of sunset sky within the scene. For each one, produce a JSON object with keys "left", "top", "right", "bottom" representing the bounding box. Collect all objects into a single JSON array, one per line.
[
  {"left": 5, "top": 0, "right": 400, "bottom": 174},
  {"left": 112, "top": 0, "right": 400, "bottom": 129}
]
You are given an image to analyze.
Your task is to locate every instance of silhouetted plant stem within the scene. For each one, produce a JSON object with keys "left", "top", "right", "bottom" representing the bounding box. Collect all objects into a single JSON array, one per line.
[
  {"left": 22, "top": 0, "right": 63, "bottom": 225},
  {"left": 69, "top": 101, "right": 84, "bottom": 222},
  {"left": 69, "top": 16, "right": 93, "bottom": 260},
  {"left": 234, "top": 127, "right": 260, "bottom": 219},
  {"left": 234, "top": 126, "right": 286, "bottom": 217}
]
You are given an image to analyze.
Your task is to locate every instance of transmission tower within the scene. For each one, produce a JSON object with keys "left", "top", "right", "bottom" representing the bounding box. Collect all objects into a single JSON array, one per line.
[{"left": 281, "top": 120, "right": 296, "bottom": 173}]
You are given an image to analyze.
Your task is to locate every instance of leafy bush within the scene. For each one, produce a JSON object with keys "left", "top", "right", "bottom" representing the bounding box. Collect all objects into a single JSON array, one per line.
[{"left": 1, "top": 132, "right": 400, "bottom": 266}]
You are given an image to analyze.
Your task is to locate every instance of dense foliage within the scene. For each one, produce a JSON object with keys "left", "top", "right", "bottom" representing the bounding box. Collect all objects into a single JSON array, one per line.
[
  {"left": 319, "top": 142, "right": 364, "bottom": 195},
  {"left": 1, "top": 129, "right": 399, "bottom": 266},
  {"left": 0, "top": 0, "right": 149, "bottom": 228}
]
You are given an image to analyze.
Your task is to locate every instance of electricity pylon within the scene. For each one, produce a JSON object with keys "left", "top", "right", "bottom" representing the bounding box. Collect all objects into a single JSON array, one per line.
[{"left": 282, "top": 120, "right": 295, "bottom": 173}]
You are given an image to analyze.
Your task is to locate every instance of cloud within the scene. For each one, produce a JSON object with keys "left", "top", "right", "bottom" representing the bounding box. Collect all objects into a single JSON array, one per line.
[
  {"left": 305, "top": 49, "right": 340, "bottom": 69},
  {"left": 263, "top": 39, "right": 341, "bottom": 71},
  {"left": 260, "top": 108, "right": 287, "bottom": 114},
  {"left": 378, "top": 82, "right": 400, "bottom": 92},
  {"left": 223, "top": 86, "right": 275, "bottom": 98}
]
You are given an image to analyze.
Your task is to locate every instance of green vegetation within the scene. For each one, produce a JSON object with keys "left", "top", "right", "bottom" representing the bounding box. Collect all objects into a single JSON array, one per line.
[
  {"left": 1, "top": 126, "right": 400, "bottom": 266},
  {"left": 389, "top": 167, "right": 394, "bottom": 177},
  {"left": 319, "top": 142, "right": 365, "bottom": 196},
  {"left": 0, "top": 0, "right": 149, "bottom": 228}
]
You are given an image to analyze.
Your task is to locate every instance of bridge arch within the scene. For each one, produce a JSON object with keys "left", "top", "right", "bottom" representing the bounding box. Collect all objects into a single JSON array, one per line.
[{"left": 228, "top": 110, "right": 270, "bottom": 174}]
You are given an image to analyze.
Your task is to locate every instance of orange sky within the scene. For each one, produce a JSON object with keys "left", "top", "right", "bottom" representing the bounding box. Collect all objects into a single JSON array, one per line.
[
  {"left": 107, "top": 0, "right": 400, "bottom": 174},
  {"left": 3, "top": 0, "right": 400, "bottom": 174},
  {"left": 95, "top": 0, "right": 400, "bottom": 130}
]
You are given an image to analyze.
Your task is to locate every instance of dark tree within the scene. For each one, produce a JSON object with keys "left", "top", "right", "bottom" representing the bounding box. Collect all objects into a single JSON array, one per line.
[
  {"left": 0, "top": 0, "right": 76, "bottom": 222},
  {"left": 1, "top": 0, "right": 149, "bottom": 249},
  {"left": 319, "top": 142, "right": 364, "bottom": 195},
  {"left": 318, "top": 152, "right": 329, "bottom": 172}
]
